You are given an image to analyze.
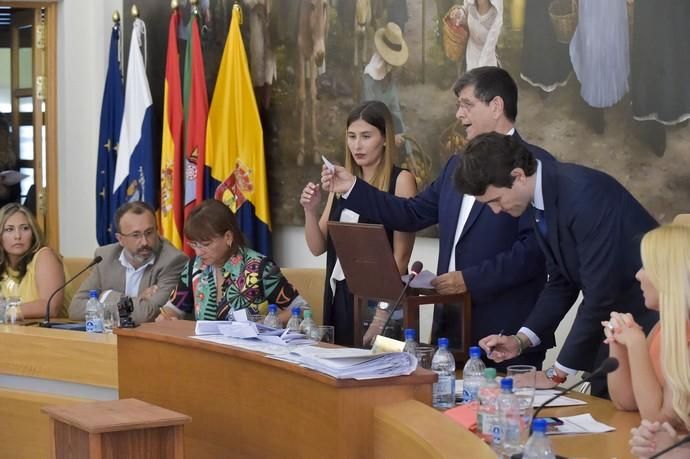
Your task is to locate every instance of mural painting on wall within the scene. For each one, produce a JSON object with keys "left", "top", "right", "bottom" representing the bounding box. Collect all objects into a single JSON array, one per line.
[{"left": 127, "top": 0, "right": 690, "bottom": 233}]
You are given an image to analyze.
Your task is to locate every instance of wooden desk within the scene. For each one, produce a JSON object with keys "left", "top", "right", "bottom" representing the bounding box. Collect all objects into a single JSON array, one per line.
[
  {"left": 0, "top": 325, "right": 118, "bottom": 459},
  {"left": 547, "top": 392, "right": 641, "bottom": 459},
  {"left": 116, "top": 321, "right": 436, "bottom": 459}
]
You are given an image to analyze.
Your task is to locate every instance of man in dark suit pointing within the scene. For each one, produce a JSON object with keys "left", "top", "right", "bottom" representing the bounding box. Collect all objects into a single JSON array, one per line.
[
  {"left": 318, "top": 67, "right": 555, "bottom": 370},
  {"left": 455, "top": 133, "right": 659, "bottom": 396}
]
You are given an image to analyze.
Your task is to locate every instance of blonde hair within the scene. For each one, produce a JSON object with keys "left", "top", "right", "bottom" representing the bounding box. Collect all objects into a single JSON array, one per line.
[
  {"left": 343, "top": 100, "right": 397, "bottom": 192},
  {"left": 0, "top": 203, "right": 45, "bottom": 280},
  {"left": 641, "top": 224, "right": 690, "bottom": 427}
]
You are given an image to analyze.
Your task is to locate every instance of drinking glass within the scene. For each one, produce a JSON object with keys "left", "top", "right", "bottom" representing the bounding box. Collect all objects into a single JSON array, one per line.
[
  {"left": 415, "top": 345, "right": 435, "bottom": 370},
  {"left": 5, "top": 297, "right": 23, "bottom": 325},
  {"left": 102, "top": 301, "right": 120, "bottom": 333},
  {"left": 507, "top": 364, "right": 537, "bottom": 447},
  {"left": 310, "top": 325, "right": 335, "bottom": 344},
  {"left": 0, "top": 296, "right": 6, "bottom": 324}
]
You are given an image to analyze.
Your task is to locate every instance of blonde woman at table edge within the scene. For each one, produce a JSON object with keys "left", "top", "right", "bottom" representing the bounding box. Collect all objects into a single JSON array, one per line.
[{"left": 603, "top": 224, "right": 690, "bottom": 431}]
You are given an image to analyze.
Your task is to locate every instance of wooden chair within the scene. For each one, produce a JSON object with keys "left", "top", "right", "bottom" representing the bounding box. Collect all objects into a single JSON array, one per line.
[{"left": 673, "top": 214, "right": 690, "bottom": 226}]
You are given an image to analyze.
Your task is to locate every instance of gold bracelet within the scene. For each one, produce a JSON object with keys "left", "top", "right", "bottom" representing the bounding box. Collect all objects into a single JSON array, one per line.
[{"left": 511, "top": 334, "right": 524, "bottom": 355}]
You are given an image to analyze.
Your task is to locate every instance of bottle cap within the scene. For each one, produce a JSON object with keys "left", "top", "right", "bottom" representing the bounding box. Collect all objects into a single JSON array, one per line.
[
  {"left": 404, "top": 328, "right": 415, "bottom": 340},
  {"left": 532, "top": 418, "right": 547, "bottom": 433},
  {"left": 438, "top": 337, "right": 448, "bottom": 348},
  {"left": 89, "top": 289, "right": 98, "bottom": 298},
  {"left": 291, "top": 306, "right": 300, "bottom": 315},
  {"left": 500, "top": 377, "right": 513, "bottom": 391},
  {"left": 469, "top": 346, "right": 481, "bottom": 358},
  {"left": 484, "top": 368, "right": 497, "bottom": 379},
  {"left": 304, "top": 309, "right": 312, "bottom": 318},
  {"left": 268, "top": 304, "right": 277, "bottom": 312}
]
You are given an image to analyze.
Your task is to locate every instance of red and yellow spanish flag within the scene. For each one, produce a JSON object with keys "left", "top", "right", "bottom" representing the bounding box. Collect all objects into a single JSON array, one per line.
[
  {"left": 204, "top": 4, "right": 272, "bottom": 255},
  {"left": 182, "top": 10, "right": 208, "bottom": 256},
  {"left": 160, "top": 8, "right": 184, "bottom": 249}
]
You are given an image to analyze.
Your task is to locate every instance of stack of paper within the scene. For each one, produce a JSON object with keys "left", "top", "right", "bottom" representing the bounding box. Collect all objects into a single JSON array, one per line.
[
  {"left": 533, "top": 389, "right": 588, "bottom": 408},
  {"left": 271, "top": 347, "right": 418, "bottom": 380}
]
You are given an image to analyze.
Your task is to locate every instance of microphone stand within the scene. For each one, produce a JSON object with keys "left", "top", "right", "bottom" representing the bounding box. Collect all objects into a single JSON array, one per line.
[
  {"left": 41, "top": 257, "right": 102, "bottom": 328},
  {"left": 650, "top": 434, "right": 690, "bottom": 459},
  {"left": 378, "top": 271, "right": 419, "bottom": 337}
]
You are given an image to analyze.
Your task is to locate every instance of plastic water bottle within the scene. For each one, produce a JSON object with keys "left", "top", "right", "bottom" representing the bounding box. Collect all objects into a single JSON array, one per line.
[
  {"left": 85, "top": 290, "right": 103, "bottom": 334},
  {"left": 299, "top": 309, "right": 315, "bottom": 336},
  {"left": 494, "top": 377, "right": 522, "bottom": 456},
  {"left": 431, "top": 337, "right": 456, "bottom": 409},
  {"left": 462, "top": 346, "right": 485, "bottom": 405},
  {"left": 263, "top": 304, "right": 280, "bottom": 328},
  {"left": 523, "top": 418, "right": 556, "bottom": 459},
  {"left": 477, "top": 368, "right": 500, "bottom": 443},
  {"left": 402, "top": 329, "right": 418, "bottom": 356},
  {"left": 286, "top": 307, "right": 302, "bottom": 332}
]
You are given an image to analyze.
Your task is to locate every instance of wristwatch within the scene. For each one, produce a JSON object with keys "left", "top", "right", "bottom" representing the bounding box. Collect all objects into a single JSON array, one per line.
[
  {"left": 545, "top": 365, "right": 567, "bottom": 384},
  {"left": 377, "top": 301, "right": 390, "bottom": 311}
]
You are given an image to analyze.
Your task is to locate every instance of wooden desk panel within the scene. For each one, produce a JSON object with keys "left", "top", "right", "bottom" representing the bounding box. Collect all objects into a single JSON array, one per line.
[
  {"left": 0, "top": 325, "right": 118, "bottom": 387},
  {"left": 116, "top": 321, "right": 435, "bottom": 459}
]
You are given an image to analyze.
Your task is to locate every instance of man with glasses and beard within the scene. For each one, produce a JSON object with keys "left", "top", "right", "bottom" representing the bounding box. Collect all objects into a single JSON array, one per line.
[{"left": 69, "top": 201, "right": 187, "bottom": 324}]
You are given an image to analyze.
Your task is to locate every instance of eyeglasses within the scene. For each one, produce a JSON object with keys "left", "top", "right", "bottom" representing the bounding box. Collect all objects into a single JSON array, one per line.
[
  {"left": 118, "top": 228, "right": 157, "bottom": 240},
  {"left": 188, "top": 240, "right": 213, "bottom": 250}
]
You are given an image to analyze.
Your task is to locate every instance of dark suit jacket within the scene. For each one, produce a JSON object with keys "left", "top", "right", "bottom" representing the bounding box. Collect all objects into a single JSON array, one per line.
[
  {"left": 525, "top": 160, "right": 659, "bottom": 370},
  {"left": 344, "top": 132, "right": 556, "bottom": 348}
]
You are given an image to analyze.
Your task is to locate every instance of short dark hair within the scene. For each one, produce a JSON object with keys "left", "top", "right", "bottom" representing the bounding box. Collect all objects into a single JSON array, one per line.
[
  {"left": 454, "top": 133, "right": 537, "bottom": 196},
  {"left": 452, "top": 67, "right": 518, "bottom": 122},
  {"left": 114, "top": 201, "right": 156, "bottom": 233},
  {"left": 184, "top": 199, "right": 247, "bottom": 255}
]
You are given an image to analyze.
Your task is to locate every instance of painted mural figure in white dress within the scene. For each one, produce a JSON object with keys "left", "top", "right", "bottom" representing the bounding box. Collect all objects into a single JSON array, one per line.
[{"left": 464, "top": 0, "right": 503, "bottom": 70}]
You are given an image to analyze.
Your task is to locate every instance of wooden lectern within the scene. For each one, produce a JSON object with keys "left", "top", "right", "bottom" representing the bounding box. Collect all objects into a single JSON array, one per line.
[
  {"left": 41, "top": 398, "right": 191, "bottom": 459},
  {"left": 328, "top": 222, "right": 472, "bottom": 361}
]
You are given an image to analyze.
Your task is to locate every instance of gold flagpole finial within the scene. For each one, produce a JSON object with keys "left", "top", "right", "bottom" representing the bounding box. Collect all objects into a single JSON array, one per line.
[
  {"left": 191, "top": 0, "right": 199, "bottom": 16},
  {"left": 112, "top": 10, "right": 121, "bottom": 23},
  {"left": 232, "top": 1, "right": 243, "bottom": 25},
  {"left": 131, "top": 4, "right": 139, "bottom": 18},
  {"left": 171, "top": 0, "right": 178, "bottom": 10}
]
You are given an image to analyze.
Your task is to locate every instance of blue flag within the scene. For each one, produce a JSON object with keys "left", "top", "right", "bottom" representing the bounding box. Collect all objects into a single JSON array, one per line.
[
  {"left": 95, "top": 24, "right": 124, "bottom": 245},
  {"left": 113, "top": 18, "right": 157, "bottom": 211}
]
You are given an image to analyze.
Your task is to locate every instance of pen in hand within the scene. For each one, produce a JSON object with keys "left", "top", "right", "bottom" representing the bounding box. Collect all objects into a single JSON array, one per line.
[{"left": 488, "top": 329, "right": 504, "bottom": 358}]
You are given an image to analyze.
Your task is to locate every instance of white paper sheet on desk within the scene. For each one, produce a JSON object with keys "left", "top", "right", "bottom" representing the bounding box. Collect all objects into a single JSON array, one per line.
[
  {"left": 546, "top": 414, "right": 614, "bottom": 435},
  {"left": 218, "top": 322, "right": 259, "bottom": 339},
  {"left": 532, "top": 391, "right": 587, "bottom": 407},
  {"left": 401, "top": 270, "right": 437, "bottom": 289},
  {"left": 191, "top": 334, "right": 291, "bottom": 355},
  {"left": 195, "top": 320, "right": 233, "bottom": 335}
]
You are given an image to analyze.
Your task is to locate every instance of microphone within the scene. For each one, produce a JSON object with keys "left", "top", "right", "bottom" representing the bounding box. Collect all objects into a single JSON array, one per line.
[
  {"left": 530, "top": 357, "right": 619, "bottom": 434},
  {"left": 650, "top": 434, "right": 690, "bottom": 459},
  {"left": 377, "top": 261, "right": 423, "bottom": 337},
  {"left": 40, "top": 256, "right": 103, "bottom": 328}
]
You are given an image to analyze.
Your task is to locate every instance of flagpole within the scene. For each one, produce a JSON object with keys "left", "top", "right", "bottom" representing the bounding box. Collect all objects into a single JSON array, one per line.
[{"left": 130, "top": 4, "right": 139, "bottom": 18}]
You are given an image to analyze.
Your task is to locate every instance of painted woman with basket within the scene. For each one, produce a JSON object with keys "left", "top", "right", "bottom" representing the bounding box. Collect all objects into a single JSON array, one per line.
[{"left": 464, "top": 0, "right": 503, "bottom": 70}]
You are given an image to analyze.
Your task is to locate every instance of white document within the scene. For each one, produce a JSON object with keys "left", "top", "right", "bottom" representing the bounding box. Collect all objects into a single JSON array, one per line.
[
  {"left": 232, "top": 308, "right": 249, "bottom": 322},
  {"left": 218, "top": 322, "right": 259, "bottom": 339},
  {"left": 191, "top": 334, "right": 291, "bottom": 355},
  {"left": 194, "top": 320, "right": 233, "bottom": 335},
  {"left": 401, "top": 270, "right": 437, "bottom": 289},
  {"left": 321, "top": 155, "right": 335, "bottom": 172},
  {"left": 546, "top": 414, "right": 615, "bottom": 435},
  {"left": 532, "top": 392, "right": 587, "bottom": 407}
]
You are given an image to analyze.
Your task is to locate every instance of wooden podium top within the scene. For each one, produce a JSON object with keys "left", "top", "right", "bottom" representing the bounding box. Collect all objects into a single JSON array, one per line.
[
  {"left": 115, "top": 320, "right": 436, "bottom": 388},
  {"left": 41, "top": 398, "right": 190, "bottom": 434}
]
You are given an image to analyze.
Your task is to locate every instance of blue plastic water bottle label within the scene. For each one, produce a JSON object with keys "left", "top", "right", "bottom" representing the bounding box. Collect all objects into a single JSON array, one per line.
[{"left": 86, "top": 319, "right": 95, "bottom": 333}]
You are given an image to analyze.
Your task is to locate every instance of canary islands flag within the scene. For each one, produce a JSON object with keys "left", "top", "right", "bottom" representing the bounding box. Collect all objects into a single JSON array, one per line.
[
  {"left": 160, "top": 9, "right": 184, "bottom": 249},
  {"left": 113, "top": 17, "right": 157, "bottom": 209},
  {"left": 96, "top": 24, "right": 124, "bottom": 246},
  {"left": 204, "top": 4, "right": 272, "bottom": 255}
]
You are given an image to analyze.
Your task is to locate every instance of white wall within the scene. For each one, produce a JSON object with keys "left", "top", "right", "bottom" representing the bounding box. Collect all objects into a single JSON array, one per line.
[{"left": 55, "top": 0, "right": 578, "bottom": 375}]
